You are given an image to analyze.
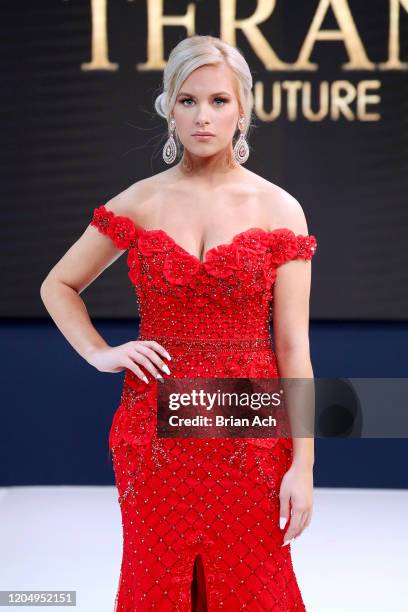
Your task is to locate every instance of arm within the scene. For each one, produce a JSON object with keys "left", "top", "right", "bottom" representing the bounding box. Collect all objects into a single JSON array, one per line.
[
  {"left": 40, "top": 213, "right": 125, "bottom": 365},
  {"left": 273, "top": 260, "right": 315, "bottom": 472},
  {"left": 40, "top": 193, "right": 171, "bottom": 380},
  {"left": 269, "top": 191, "right": 315, "bottom": 543}
]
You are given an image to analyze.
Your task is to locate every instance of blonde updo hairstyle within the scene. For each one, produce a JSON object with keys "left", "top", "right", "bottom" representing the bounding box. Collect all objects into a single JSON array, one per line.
[{"left": 154, "top": 35, "right": 254, "bottom": 160}]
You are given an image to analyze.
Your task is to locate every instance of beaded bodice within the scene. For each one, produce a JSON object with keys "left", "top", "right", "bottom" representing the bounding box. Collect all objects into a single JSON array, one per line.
[
  {"left": 90, "top": 203, "right": 317, "bottom": 344},
  {"left": 90, "top": 203, "right": 317, "bottom": 611}
]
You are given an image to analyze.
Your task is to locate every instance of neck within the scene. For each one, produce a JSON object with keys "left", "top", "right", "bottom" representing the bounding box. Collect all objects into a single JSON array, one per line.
[{"left": 177, "top": 145, "right": 241, "bottom": 180}]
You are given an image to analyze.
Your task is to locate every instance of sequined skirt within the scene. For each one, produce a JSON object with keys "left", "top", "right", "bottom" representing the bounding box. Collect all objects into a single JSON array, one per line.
[{"left": 109, "top": 334, "right": 305, "bottom": 611}]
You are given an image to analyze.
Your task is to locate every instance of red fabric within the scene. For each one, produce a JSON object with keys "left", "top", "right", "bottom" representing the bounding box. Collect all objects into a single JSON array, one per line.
[{"left": 91, "top": 204, "right": 317, "bottom": 611}]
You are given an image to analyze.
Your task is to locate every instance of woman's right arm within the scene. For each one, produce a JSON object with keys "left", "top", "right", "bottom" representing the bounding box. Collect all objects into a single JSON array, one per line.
[{"left": 40, "top": 198, "right": 171, "bottom": 381}]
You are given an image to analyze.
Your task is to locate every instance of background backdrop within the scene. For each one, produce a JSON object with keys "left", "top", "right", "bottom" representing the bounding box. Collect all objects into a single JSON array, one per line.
[{"left": 1, "top": 0, "right": 407, "bottom": 487}]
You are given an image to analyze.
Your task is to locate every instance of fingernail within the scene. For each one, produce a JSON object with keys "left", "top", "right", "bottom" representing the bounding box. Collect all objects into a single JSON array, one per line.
[
  {"left": 161, "top": 364, "right": 171, "bottom": 374},
  {"left": 156, "top": 373, "right": 164, "bottom": 383},
  {"left": 279, "top": 517, "right": 287, "bottom": 529},
  {"left": 143, "top": 376, "right": 149, "bottom": 384},
  {"left": 282, "top": 538, "right": 293, "bottom": 547},
  {"left": 166, "top": 353, "right": 172, "bottom": 360}
]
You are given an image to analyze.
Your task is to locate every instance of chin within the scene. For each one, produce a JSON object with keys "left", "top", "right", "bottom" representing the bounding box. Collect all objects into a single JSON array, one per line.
[{"left": 187, "top": 145, "right": 219, "bottom": 157}]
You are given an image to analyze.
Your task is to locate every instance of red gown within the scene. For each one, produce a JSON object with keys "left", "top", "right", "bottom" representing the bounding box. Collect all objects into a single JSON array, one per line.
[{"left": 90, "top": 204, "right": 317, "bottom": 611}]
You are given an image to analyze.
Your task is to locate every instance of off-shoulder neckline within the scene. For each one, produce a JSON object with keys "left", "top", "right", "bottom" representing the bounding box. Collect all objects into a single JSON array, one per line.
[{"left": 95, "top": 203, "right": 314, "bottom": 266}]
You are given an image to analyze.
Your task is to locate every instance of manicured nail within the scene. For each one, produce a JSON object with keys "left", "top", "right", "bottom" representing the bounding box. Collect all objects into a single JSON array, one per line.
[
  {"left": 161, "top": 364, "right": 171, "bottom": 374},
  {"left": 279, "top": 517, "right": 287, "bottom": 529},
  {"left": 282, "top": 539, "right": 293, "bottom": 547},
  {"left": 165, "top": 353, "right": 172, "bottom": 360},
  {"left": 143, "top": 376, "right": 149, "bottom": 384},
  {"left": 156, "top": 373, "right": 164, "bottom": 383}
]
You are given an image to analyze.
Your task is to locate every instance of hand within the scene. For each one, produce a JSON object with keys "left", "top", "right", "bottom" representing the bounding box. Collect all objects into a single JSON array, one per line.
[
  {"left": 86, "top": 340, "right": 172, "bottom": 383},
  {"left": 279, "top": 464, "right": 313, "bottom": 546}
]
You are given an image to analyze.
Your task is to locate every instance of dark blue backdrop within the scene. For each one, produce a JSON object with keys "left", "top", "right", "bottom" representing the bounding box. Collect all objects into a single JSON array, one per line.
[{"left": 1, "top": 319, "right": 407, "bottom": 489}]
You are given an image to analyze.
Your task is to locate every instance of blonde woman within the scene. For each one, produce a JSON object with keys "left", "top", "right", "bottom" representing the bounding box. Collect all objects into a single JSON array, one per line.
[{"left": 41, "top": 34, "right": 317, "bottom": 611}]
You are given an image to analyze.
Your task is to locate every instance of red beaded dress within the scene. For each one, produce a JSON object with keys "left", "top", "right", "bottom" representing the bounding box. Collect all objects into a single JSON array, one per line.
[{"left": 90, "top": 203, "right": 317, "bottom": 612}]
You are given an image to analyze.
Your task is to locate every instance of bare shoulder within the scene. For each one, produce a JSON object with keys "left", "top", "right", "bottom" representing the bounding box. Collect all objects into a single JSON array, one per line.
[
  {"left": 247, "top": 170, "right": 309, "bottom": 234},
  {"left": 267, "top": 183, "right": 309, "bottom": 234},
  {"left": 103, "top": 169, "right": 172, "bottom": 224}
]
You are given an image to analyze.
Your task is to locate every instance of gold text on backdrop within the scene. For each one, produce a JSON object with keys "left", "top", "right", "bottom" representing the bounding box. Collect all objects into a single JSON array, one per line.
[{"left": 78, "top": 0, "right": 407, "bottom": 121}]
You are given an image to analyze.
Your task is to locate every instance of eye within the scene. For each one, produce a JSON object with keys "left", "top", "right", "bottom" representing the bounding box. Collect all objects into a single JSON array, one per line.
[
  {"left": 178, "top": 97, "right": 229, "bottom": 107},
  {"left": 180, "top": 98, "right": 194, "bottom": 106},
  {"left": 214, "top": 97, "right": 228, "bottom": 105}
]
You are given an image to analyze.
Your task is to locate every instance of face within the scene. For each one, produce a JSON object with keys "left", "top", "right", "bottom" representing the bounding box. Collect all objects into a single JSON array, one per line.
[{"left": 171, "top": 62, "right": 242, "bottom": 158}]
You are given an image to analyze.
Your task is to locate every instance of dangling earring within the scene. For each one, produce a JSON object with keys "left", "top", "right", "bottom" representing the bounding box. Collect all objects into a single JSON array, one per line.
[
  {"left": 233, "top": 116, "right": 249, "bottom": 164},
  {"left": 163, "top": 117, "right": 177, "bottom": 164}
]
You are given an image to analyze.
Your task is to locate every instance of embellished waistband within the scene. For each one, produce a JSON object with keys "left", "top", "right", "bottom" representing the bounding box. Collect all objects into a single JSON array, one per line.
[{"left": 136, "top": 334, "right": 273, "bottom": 351}]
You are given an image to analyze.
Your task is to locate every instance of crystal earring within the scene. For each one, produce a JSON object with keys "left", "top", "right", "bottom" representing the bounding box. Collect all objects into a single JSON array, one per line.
[
  {"left": 163, "top": 117, "right": 177, "bottom": 164},
  {"left": 233, "top": 116, "right": 249, "bottom": 164}
]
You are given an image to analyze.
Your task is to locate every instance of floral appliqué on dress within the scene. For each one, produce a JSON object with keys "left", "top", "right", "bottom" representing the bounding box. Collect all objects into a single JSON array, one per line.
[{"left": 90, "top": 202, "right": 317, "bottom": 611}]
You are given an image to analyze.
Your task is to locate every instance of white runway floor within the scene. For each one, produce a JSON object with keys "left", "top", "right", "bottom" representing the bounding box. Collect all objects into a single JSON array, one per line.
[{"left": 1, "top": 486, "right": 407, "bottom": 611}]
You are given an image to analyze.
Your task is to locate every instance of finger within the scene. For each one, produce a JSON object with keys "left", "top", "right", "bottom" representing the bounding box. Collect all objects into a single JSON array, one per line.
[
  {"left": 291, "top": 505, "right": 313, "bottom": 541},
  {"left": 124, "top": 358, "right": 149, "bottom": 384},
  {"left": 279, "top": 495, "right": 290, "bottom": 527},
  {"left": 135, "top": 344, "right": 171, "bottom": 376},
  {"left": 283, "top": 509, "right": 302, "bottom": 544},
  {"left": 294, "top": 511, "right": 308, "bottom": 538},
  {"left": 299, "top": 511, "right": 308, "bottom": 533},
  {"left": 301, "top": 510, "right": 313, "bottom": 532},
  {"left": 140, "top": 340, "right": 172, "bottom": 361},
  {"left": 279, "top": 516, "right": 288, "bottom": 530},
  {"left": 130, "top": 350, "right": 165, "bottom": 381}
]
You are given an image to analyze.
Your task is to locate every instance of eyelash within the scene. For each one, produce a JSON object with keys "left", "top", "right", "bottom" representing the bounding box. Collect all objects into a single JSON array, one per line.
[{"left": 179, "top": 97, "right": 228, "bottom": 107}]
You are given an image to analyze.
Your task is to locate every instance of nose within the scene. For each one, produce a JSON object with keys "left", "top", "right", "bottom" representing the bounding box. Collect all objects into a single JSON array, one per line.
[
  {"left": 194, "top": 106, "right": 210, "bottom": 126},
  {"left": 195, "top": 118, "right": 209, "bottom": 127}
]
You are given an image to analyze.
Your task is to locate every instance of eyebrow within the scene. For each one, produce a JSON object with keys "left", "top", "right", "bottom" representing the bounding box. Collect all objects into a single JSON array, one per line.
[{"left": 177, "top": 91, "right": 232, "bottom": 98}]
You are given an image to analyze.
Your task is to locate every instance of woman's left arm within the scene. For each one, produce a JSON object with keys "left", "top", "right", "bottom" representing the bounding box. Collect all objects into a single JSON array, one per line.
[{"left": 270, "top": 194, "right": 316, "bottom": 545}]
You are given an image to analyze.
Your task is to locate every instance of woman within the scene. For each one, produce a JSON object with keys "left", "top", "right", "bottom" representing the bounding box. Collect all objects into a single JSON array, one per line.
[{"left": 41, "top": 35, "right": 317, "bottom": 611}]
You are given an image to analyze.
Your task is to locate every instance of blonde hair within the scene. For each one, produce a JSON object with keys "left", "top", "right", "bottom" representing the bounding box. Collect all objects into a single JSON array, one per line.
[{"left": 154, "top": 35, "right": 254, "bottom": 142}]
